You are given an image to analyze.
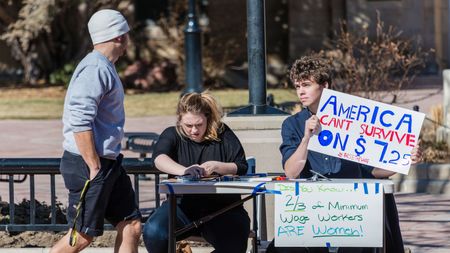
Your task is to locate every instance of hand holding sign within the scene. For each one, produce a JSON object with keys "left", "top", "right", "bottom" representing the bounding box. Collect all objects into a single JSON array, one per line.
[
  {"left": 410, "top": 140, "right": 423, "bottom": 164},
  {"left": 305, "top": 115, "right": 321, "bottom": 139}
]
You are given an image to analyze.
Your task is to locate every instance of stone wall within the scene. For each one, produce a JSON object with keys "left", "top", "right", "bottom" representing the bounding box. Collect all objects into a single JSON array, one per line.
[{"left": 393, "top": 163, "right": 450, "bottom": 194}]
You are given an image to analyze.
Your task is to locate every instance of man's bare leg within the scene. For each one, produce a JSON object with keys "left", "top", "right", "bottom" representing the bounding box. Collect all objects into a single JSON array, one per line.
[
  {"left": 114, "top": 219, "right": 142, "bottom": 253},
  {"left": 50, "top": 229, "right": 93, "bottom": 253}
]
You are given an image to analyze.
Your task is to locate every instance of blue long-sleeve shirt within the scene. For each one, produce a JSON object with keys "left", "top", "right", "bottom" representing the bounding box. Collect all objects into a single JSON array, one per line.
[
  {"left": 62, "top": 50, "right": 125, "bottom": 159},
  {"left": 280, "top": 108, "right": 373, "bottom": 178}
]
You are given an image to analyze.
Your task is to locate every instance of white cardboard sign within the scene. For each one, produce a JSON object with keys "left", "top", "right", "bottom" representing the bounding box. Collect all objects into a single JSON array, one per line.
[
  {"left": 274, "top": 182, "right": 383, "bottom": 247},
  {"left": 308, "top": 89, "right": 425, "bottom": 175}
]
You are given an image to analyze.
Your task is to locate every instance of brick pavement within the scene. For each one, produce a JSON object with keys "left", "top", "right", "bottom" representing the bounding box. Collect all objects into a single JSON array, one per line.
[
  {"left": 396, "top": 193, "right": 450, "bottom": 253},
  {"left": 0, "top": 116, "right": 176, "bottom": 158},
  {"left": 0, "top": 116, "right": 176, "bottom": 212}
]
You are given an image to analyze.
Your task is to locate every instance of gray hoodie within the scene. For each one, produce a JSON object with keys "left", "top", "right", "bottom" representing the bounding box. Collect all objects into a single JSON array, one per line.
[{"left": 62, "top": 50, "right": 125, "bottom": 159}]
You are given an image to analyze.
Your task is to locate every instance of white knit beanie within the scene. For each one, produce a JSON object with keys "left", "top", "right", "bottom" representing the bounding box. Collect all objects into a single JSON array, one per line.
[{"left": 88, "top": 9, "right": 130, "bottom": 45}]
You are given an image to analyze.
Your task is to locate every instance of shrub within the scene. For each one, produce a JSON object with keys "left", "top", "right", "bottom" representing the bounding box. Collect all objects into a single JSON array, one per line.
[
  {"left": 49, "top": 62, "right": 76, "bottom": 87},
  {"left": 316, "top": 11, "right": 433, "bottom": 101}
]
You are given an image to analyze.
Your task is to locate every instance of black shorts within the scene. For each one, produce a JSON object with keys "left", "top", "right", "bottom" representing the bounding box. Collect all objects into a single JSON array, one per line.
[{"left": 60, "top": 151, "right": 141, "bottom": 237}]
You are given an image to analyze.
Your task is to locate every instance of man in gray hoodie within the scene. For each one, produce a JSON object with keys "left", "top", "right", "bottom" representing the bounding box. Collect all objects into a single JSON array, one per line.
[{"left": 51, "top": 9, "right": 141, "bottom": 253}]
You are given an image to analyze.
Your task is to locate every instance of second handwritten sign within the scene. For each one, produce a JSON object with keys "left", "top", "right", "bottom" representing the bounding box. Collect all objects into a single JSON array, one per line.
[{"left": 274, "top": 182, "right": 383, "bottom": 247}]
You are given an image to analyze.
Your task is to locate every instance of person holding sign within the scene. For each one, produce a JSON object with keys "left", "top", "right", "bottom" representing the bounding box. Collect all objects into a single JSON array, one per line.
[
  {"left": 142, "top": 92, "right": 250, "bottom": 253},
  {"left": 271, "top": 56, "right": 423, "bottom": 253}
]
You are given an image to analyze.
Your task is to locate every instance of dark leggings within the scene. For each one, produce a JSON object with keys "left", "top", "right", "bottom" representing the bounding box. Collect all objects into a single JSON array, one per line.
[{"left": 143, "top": 201, "right": 250, "bottom": 253}]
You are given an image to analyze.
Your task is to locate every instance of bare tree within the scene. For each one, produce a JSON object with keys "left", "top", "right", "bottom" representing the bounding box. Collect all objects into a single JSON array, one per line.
[
  {"left": 317, "top": 11, "right": 433, "bottom": 102},
  {"left": 0, "top": 0, "right": 126, "bottom": 85}
]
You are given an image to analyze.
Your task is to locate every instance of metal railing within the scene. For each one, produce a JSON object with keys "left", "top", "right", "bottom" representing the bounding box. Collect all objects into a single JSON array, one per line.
[{"left": 0, "top": 158, "right": 162, "bottom": 232}]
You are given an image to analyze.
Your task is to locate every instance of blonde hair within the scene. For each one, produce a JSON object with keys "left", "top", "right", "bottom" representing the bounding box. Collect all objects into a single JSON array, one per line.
[{"left": 176, "top": 92, "right": 224, "bottom": 142}]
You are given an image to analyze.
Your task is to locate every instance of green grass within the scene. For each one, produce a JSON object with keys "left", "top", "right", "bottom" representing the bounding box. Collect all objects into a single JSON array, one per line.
[
  {"left": 0, "top": 98, "right": 65, "bottom": 119},
  {"left": 0, "top": 87, "right": 299, "bottom": 119}
]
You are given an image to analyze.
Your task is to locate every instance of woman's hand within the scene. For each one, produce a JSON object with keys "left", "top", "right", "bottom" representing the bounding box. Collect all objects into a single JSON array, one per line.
[
  {"left": 304, "top": 115, "right": 321, "bottom": 139},
  {"left": 410, "top": 140, "right": 423, "bottom": 165},
  {"left": 184, "top": 165, "right": 206, "bottom": 178},
  {"left": 200, "top": 161, "right": 222, "bottom": 176}
]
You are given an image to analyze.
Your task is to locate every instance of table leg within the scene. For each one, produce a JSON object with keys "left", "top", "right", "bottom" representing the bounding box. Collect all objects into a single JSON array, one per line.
[
  {"left": 382, "top": 194, "right": 386, "bottom": 253},
  {"left": 375, "top": 194, "right": 387, "bottom": 253},
  {"left": 252, "top": 196, "right": 258, "bottom": 253},
  {"left": 168, "top": 193, "right": 176, "bottom": 253}
]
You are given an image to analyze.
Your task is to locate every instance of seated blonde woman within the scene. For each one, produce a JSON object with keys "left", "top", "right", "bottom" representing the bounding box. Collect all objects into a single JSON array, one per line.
[{"left": 143, "top": 92, "right": 250, "bottom": 253}]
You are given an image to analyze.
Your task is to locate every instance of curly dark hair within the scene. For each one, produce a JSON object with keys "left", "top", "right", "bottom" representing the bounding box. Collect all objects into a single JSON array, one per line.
[{"left": 289, "top": 56, "right": 332, "bottom": 86}]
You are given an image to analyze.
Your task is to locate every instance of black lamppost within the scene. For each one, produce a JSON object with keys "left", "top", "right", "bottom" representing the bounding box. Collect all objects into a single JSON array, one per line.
[
  {"left": 183, "top": 0, "right": 203, "bottom": 94},
  {"left": 228, "top": 0, "right": 287, "bottom": 115}
]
